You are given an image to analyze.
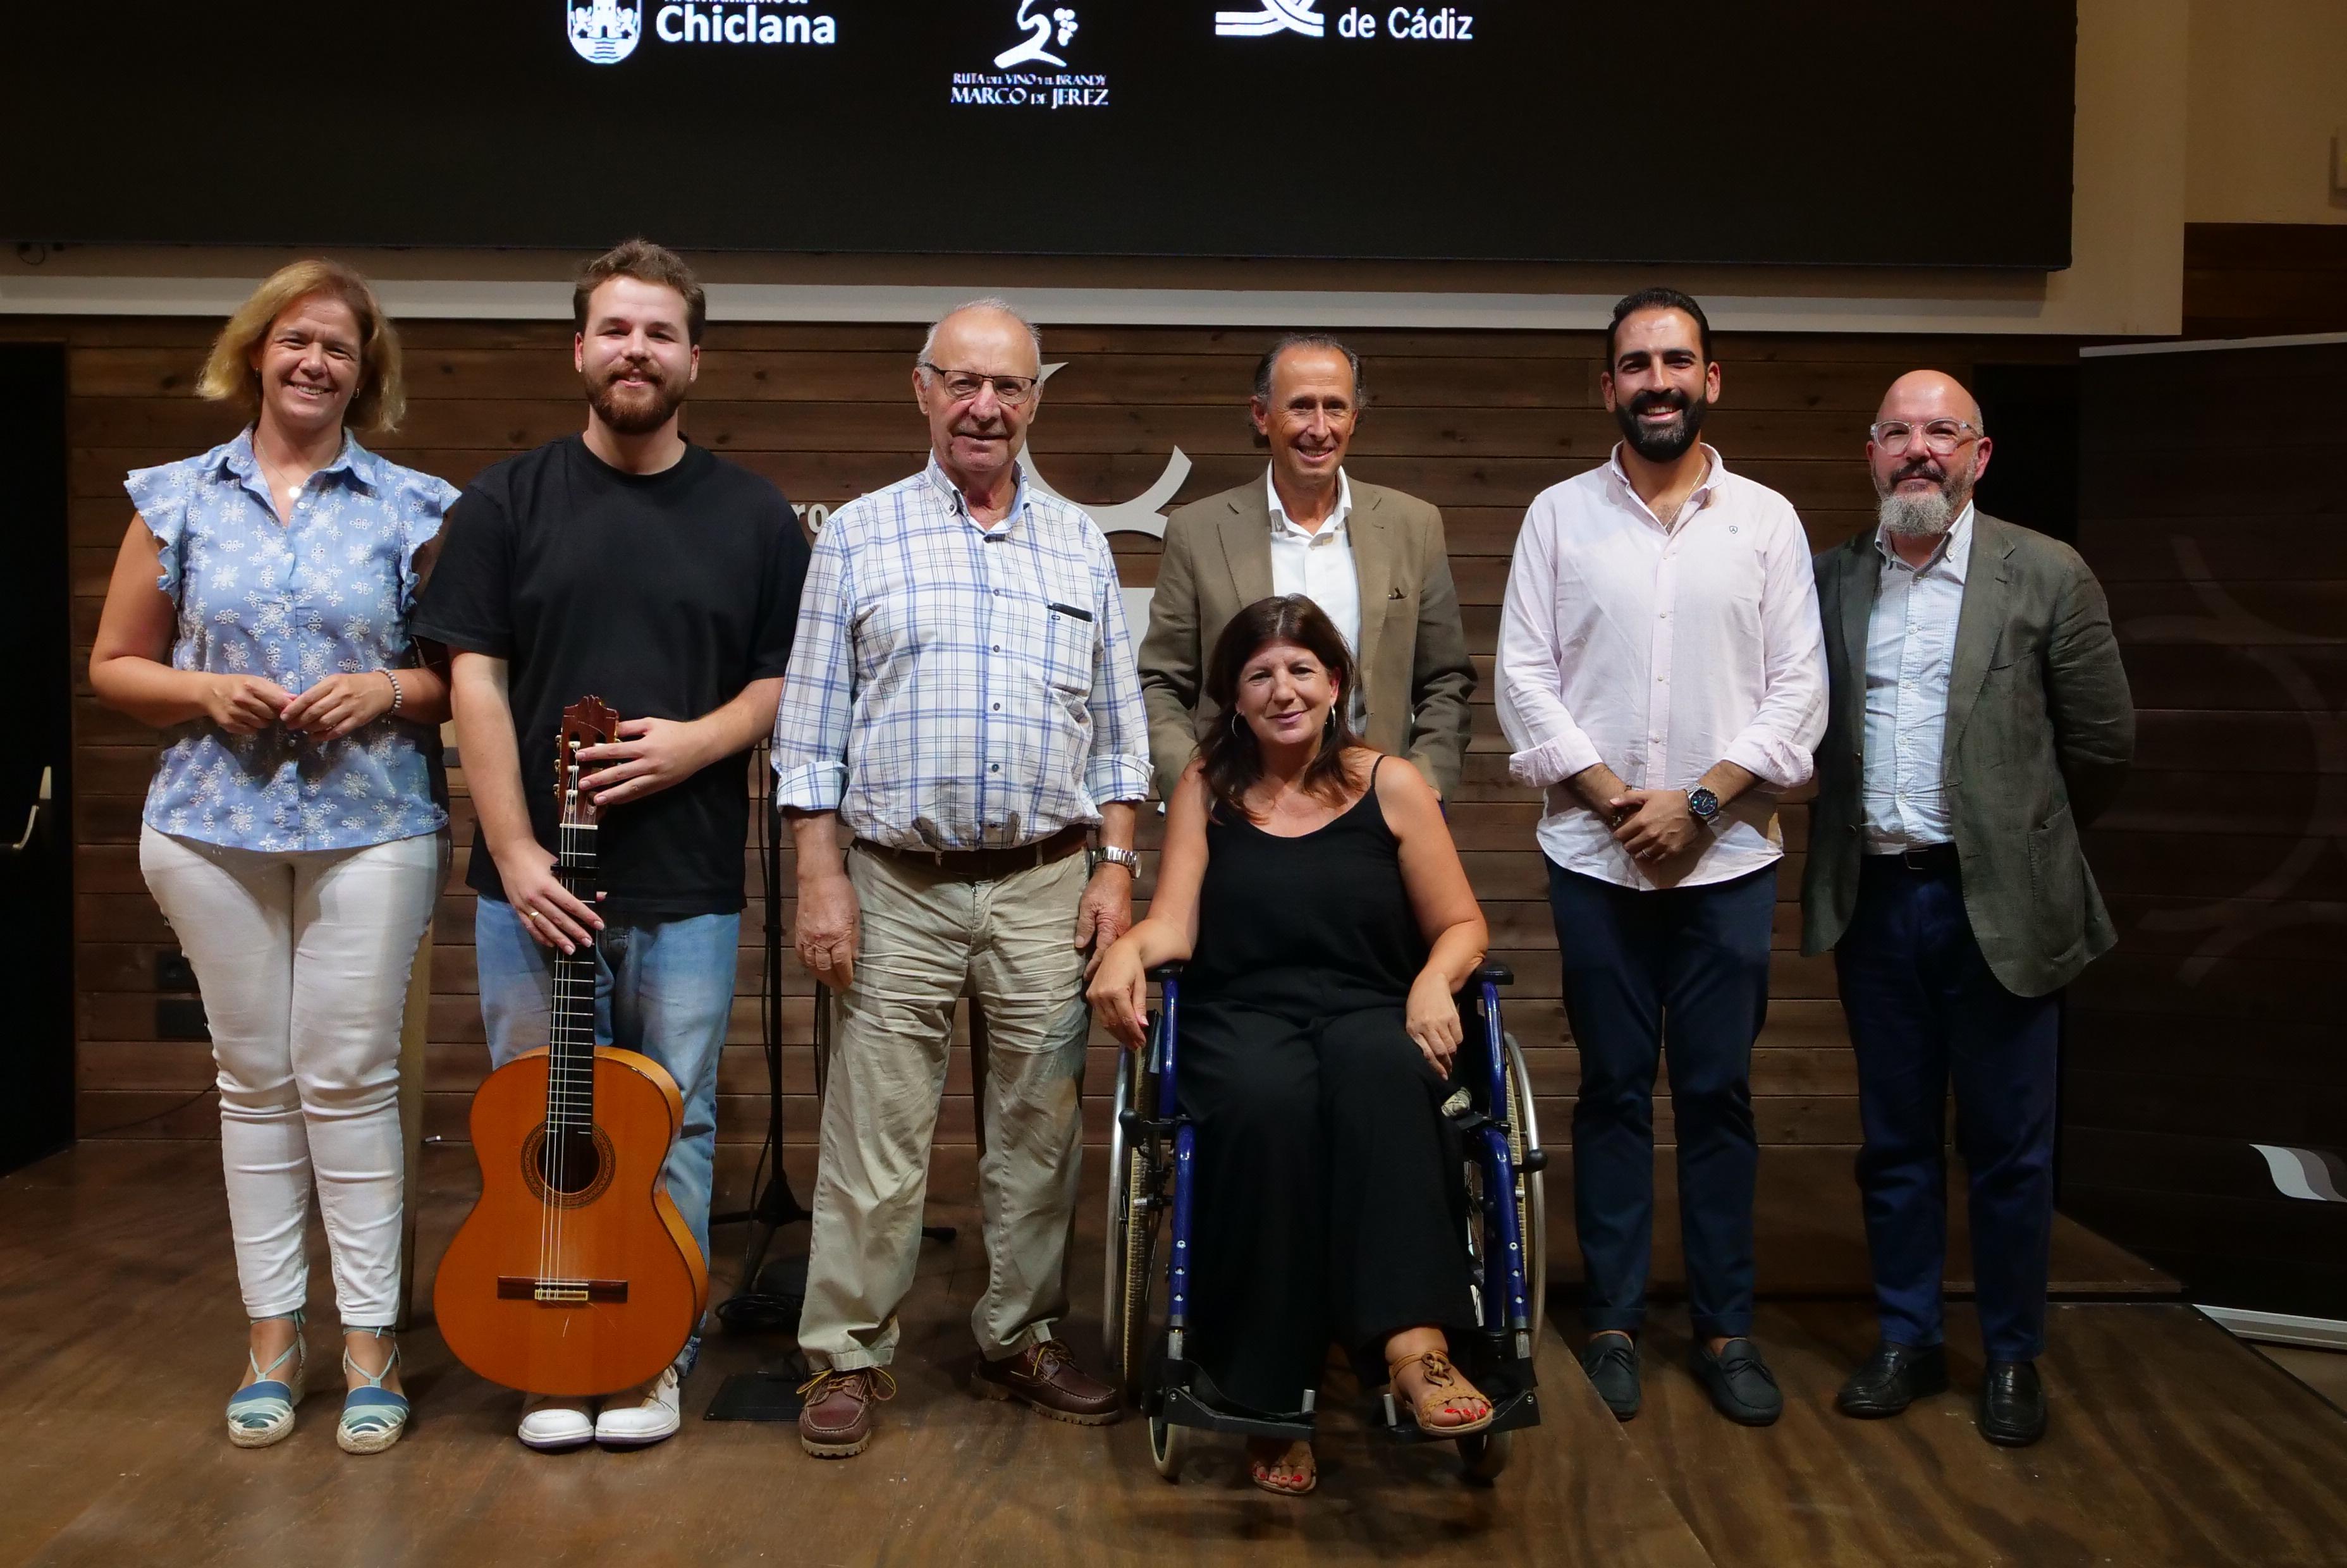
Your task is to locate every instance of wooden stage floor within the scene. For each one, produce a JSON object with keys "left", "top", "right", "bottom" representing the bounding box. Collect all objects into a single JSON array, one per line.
[{"left": 3, "top": 1142, "right": 2343, "bottom": 1568}]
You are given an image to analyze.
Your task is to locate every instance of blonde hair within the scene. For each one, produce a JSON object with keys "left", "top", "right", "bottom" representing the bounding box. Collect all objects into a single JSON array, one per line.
[{"left": 196, "top": 260, "right": 406, "bottom": 434}]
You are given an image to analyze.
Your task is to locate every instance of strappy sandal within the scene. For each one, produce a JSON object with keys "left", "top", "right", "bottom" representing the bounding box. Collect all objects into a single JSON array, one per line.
[
  {"left": 1387, "top": 1349, "right": 1496, "bottom": 1438},
  {"left": 226, "top": 1311, "right": 307, "bottom": 1448},
  {"left": 337, "top": 1327, "right": 409, "bottom": 1455},
  {"left": 1246, "top": 1437, "right": 1317, "bottom": 1497}
]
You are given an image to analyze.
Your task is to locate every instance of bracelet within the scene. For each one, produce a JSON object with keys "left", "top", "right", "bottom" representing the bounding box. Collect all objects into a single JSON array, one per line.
[{"left": 381, "top": 669, "right": 403, "bottom": 715}]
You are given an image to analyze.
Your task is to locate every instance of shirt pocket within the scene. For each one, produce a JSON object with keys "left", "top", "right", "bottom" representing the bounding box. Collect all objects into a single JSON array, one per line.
[{"left": 1028, "top": 555, "right": 1098, "bottom": 699}]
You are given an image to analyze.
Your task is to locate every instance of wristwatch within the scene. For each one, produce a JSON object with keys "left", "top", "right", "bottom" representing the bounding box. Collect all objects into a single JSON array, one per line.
[
  {"left": 1095, "top": 845, "right": 1141, "bottom": 874},
  {"left": 1685, "top": 786, "right": 1722, "bottom": 826}
]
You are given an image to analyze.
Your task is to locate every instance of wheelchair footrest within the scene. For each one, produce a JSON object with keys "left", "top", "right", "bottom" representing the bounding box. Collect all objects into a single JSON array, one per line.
[
  {"left": 1156, "top": 1382, "right": 1316, "bottom": 1443},
  {"left": 1374, "top": 1384, "right": 1540, "bottom": 1445}
]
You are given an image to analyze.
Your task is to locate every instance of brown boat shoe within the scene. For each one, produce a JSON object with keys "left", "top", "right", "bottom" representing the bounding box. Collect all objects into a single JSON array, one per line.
[
  {"left": 971, "top": 1338, "right": 1122, "bottom": 1426},
  {"left": 797, "top": 1366, "right": 895, "bottom": 1459}
]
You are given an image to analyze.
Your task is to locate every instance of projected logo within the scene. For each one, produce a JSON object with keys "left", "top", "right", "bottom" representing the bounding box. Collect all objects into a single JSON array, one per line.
[
  {"left": 1215, "top": 0, "right": 1325, "bottom": 37},
  {"left": 951, "top": 0, "right": 1108, "bottom": 107},
  {"left": 568, "top": 0, "right": 645, "bottom": 62},
  {"left": 996, "top": 1, "right": 1079, "bottom": 69}
]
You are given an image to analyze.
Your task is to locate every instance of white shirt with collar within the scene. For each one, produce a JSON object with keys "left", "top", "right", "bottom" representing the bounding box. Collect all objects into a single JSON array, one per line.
[
  {"left": 1265, "top": 465, "right": 1360, "bottom": 656},
  {"left": 1862, "top": 501, "right": 1973, "bottom": 851},
  {"left": 1496, "top": 444, "right": 1828, "bottom": 890}
]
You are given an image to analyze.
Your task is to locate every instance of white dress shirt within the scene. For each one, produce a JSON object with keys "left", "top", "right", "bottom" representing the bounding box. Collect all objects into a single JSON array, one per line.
[
  {"left": 1496, "top": 446, "right": 1829, "bottom": 890},
  {"left": 1862, "top": 503, "right": 1972, "bottom": 851},
  {"left": 1266, "top": 465, "right": 1368, "bottom": 728},
  {"left": 1266, "top": 465, "right": 1360, "bottom": 654}
]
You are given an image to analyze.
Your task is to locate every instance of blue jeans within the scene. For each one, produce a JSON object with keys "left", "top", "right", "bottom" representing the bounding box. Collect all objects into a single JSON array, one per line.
[
  {"left": 1546, "top": 861, "right": 1775, "bottom": 1342},
  {"left": 1835, "top": 857, "right": 2060, "bottom": 1363},
  {"left": 474, "top": 896, "right": 737, "bottom": 1284}
]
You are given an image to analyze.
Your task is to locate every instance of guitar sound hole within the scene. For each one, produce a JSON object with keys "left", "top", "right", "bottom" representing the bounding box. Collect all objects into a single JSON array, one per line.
[
  {"left": 520, "top": 1123, "right": 617, "bottom": 1206},
  {"left": 538, "top": 1127, "right": 603, "bottom": 1195}
]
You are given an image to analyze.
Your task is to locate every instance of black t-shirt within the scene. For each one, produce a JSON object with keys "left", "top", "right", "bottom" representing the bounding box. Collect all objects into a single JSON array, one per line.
[{"left": 411, "top": 436, "right": 809, "bottom": 919}]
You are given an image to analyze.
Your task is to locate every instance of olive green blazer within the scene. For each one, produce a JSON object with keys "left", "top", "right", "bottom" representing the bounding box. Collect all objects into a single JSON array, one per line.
[
  {"left": 1801, "top": 513, "right": 2135, "bottom": 998},
  {"left": 1136, "top": 479, "right": 1476, "bottom": 801}
]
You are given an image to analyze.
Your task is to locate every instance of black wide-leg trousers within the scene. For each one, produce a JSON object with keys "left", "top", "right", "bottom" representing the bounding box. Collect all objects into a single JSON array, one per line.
[{"left": 1176, "top": 1000, "right": 1476, "bottom": 1416}]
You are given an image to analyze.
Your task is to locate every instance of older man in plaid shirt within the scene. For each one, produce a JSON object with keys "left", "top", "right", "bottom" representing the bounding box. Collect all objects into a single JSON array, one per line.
[{"left": 774, "top": 299, "right": 1150, "bottom": 1460}]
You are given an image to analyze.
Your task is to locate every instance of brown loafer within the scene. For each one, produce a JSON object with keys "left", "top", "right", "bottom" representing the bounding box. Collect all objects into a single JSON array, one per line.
[
  {"left": 797, "top": 1367, "right": 895, "bottom": 1459},
  {"left": 971, "top": 1338, "right": 1122, "bottom": 1426}
]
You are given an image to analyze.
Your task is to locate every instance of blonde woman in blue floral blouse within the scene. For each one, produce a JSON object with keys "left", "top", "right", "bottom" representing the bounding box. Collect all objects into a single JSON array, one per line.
[{"left": 90, "top": 261, "right": 454, "bottom": 1455}]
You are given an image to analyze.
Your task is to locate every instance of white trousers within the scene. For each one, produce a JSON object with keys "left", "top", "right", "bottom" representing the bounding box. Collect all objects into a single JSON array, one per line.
[{"left": 139, "top": 825, "right": 442, "bottom": 1326}]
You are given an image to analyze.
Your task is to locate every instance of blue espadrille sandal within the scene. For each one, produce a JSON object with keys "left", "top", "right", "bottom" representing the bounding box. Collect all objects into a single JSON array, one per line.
[
  {"left": 336, "top": 1328, "right": 409, "bottom": 1454},
  {"left": 226, "top": 1312, "right": 307, "bottom": 1448}
]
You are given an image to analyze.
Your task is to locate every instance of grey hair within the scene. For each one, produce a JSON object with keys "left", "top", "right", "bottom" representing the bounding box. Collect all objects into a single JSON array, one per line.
[
  {"left": 1252, "top": 333, "right": 1368, "bottom": 408},
  {"left": 917, "top": 297, "right": 1043, "bottom": 374}
]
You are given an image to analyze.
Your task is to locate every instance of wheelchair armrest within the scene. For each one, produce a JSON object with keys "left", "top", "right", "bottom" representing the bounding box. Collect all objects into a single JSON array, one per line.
[
  {"left": 1471, "top": 962, "right": 1514, "bottom": 988},
  {"left": 1146, "top": 962, "right": 1186, "bottom": 983}
]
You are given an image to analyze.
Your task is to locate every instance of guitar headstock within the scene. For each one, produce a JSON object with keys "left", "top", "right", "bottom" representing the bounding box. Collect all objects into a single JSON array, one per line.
[{"left": 556, "top": 697, "right": 622, "bottom": 827}]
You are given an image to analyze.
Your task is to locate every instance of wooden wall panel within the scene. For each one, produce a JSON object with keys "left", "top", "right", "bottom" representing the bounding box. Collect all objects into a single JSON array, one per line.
[
  {"left": 2182, "top": 223, "right": 2347, "bottom": 341},
  {"left": 2067, "top": 340, "right": 2347, "bottom": 1317},
  {"left": 20, "top": 315, "right": 2078, "bottom": 1158}
]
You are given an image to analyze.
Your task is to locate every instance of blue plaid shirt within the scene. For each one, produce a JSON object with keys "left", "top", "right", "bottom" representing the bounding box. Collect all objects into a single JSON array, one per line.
[{"left": 771, "top": 458, "right": 1150, "bottom": 848}]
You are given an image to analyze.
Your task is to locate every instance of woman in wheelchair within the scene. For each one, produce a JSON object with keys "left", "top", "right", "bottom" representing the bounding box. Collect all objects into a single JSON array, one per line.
[{"left": 1089, "top": 595, "right": 1495, "bottom": 1497}]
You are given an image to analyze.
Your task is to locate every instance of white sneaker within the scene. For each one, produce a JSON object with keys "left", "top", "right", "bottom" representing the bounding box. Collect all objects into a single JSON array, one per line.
[
  {"left": 518, "top": 1394, "right": 597, "bottom": 1452},
  {"left": 594, "top": 1364, "right": 682, "bottom": 1449}
]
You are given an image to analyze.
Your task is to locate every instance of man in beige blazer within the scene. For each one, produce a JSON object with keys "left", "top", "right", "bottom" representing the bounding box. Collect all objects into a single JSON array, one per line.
[{"left": 1138, "top": 334, "right": 1476, "bottom": 800}]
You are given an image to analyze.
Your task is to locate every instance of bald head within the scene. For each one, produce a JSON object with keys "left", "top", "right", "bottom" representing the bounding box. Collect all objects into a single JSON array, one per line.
[
  {"left": 1868, "top": 370, "right": 1993, "bottom": 544},
  {"left": 915, "top": 298, "right": 1045, "bottom": 499},
  {"left": 1875, "top": 369, "right": 1983, "bottom": 430}
]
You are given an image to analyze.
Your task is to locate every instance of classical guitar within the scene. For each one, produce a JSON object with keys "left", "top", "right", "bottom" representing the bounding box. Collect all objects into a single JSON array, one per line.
[{"left": 434, "top": 697, "right": 709, "bottom": 1396}]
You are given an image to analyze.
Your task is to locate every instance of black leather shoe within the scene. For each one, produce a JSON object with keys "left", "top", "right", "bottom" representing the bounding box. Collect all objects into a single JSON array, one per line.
[
  {"left": 1836, "top": 1341, "right": 1950, "bottom": 1418},
  {"left": 1692, "top": 1338, "right": 1783, "bottom": 1426},
  {"left": 1978, "top": 1360, "right": 2047, "bottom": 1447},
  {"left": 1579, "top": 1335, "right": 1641, "bottom": 1421}
]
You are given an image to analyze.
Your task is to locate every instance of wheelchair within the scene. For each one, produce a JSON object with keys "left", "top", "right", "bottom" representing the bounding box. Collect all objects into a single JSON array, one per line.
[{"left": 1104, "top": 962, "right": 1547, "bottom": 1483}]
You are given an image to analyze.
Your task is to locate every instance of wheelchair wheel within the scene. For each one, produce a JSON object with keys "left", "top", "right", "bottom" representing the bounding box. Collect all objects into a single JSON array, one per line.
[
  {"left": 1459, "top": 1428, "right": 1512, "bottom": 1483},
  {"left": 1149, "top": 1412, "right": 1189, "bottom": 1481},
  {"left": 1103, "top": 1041, "right": 1163, "bottom": 1402},
  {"left": 1502, "top": 1031, "right": 1548, "bottom": 1346}
]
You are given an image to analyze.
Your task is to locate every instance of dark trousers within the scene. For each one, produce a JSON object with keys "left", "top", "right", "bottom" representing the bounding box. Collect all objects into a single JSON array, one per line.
[
  {"left": 1835, "top": 855, "right": 2061, "bottom": 1363},
  {"left": 1179, "top": 1002, "right": 1476, "bottom": 1416},
  {"left": 1546, "top": 862, "right": 1775, "bottom": 1341}
]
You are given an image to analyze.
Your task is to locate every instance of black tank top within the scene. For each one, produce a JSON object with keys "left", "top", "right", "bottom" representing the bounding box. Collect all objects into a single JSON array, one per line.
[{"left": 1185, "top": 758, "right": 1428, "bottom": 1022}]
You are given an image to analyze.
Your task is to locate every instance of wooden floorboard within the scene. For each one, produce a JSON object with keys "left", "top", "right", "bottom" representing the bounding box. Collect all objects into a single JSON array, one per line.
[
  {"left": 0, "top": 1142, "right": 1712, "bottom": 1568},
  {"left": 0, "top": 1140, "right": 2277, "bottom": 1568},
  {"left": 1615, "top": 1301, "right": 2347, "bottom": 1568}
]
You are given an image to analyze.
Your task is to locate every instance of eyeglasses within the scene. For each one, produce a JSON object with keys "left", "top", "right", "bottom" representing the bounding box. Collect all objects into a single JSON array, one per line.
[
  {"left": 920, "top": 363, "right": 1038, "bottom": 406},
  {"left": 1870, "top": 419, "right": 1983, "bottom": 456}
]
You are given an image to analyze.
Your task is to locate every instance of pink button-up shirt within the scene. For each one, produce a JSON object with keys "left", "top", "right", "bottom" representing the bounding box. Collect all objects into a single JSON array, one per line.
[{"left": 1496, "top": 446, "right": 1828, "bottom": 890}]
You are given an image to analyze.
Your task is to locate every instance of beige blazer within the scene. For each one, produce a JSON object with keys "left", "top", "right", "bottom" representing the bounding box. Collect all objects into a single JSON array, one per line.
[{"left": 1137, "top": 477, "right": 1476, "bottom": 801}]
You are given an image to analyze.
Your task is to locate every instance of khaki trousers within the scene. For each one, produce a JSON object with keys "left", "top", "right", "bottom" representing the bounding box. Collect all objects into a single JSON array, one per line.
[{"left": 798, "top": 845, "right": 1091, "bottom": 1370}]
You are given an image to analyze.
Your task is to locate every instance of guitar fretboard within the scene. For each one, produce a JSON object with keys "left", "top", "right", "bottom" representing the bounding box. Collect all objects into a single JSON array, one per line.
[{"left": 546, "top": 821, "right": 599, "bottom": 1134}]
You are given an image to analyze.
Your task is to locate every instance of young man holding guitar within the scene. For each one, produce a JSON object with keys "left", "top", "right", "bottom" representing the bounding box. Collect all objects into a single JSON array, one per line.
[{"left": 414, "top": 241, "right": 811, "bottom": 1450}]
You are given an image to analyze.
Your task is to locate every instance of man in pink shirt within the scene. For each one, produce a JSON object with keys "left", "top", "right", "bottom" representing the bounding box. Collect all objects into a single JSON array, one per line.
[{"left": 1496, "top": 288, "right": 1827, "bottom": 1426}]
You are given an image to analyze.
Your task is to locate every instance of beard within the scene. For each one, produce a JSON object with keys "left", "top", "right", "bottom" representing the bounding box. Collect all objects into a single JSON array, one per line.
[
  {"left": 1614, "top": 387, "right": 1709, "bottom": 463},
  {"left": 1877, "top": 455, "right": 1978, "bottom": 539},
  {"left": 585, "top": 357, "right": 687, "bottom": 436}
]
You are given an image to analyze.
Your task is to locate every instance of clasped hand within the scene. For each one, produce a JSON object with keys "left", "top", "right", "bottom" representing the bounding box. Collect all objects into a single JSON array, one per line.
[
  {"left": 202, "top": 672, "right": 397, "bottom": 740},
  {"left": 1607, "top": 787, "right": 1702, "bottom": 863}
]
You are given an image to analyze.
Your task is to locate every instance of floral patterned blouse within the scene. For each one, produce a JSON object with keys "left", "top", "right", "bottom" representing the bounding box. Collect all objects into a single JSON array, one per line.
[{"left": 127, "top": 429, "right": 457, "bottom": 852}]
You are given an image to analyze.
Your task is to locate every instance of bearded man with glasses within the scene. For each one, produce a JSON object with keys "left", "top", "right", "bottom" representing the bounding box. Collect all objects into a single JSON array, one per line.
[
  {"left": 774, "top": 298, "right": 1148, "bottom": 1459},
  {"left": 1802, "top": 371, "right": 2134, "bottom": 1448}
]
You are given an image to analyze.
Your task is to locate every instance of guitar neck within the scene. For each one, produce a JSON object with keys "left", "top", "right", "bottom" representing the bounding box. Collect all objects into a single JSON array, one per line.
[{"left": 547, "top": 822, "right": 600, "bottom": 1130}]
